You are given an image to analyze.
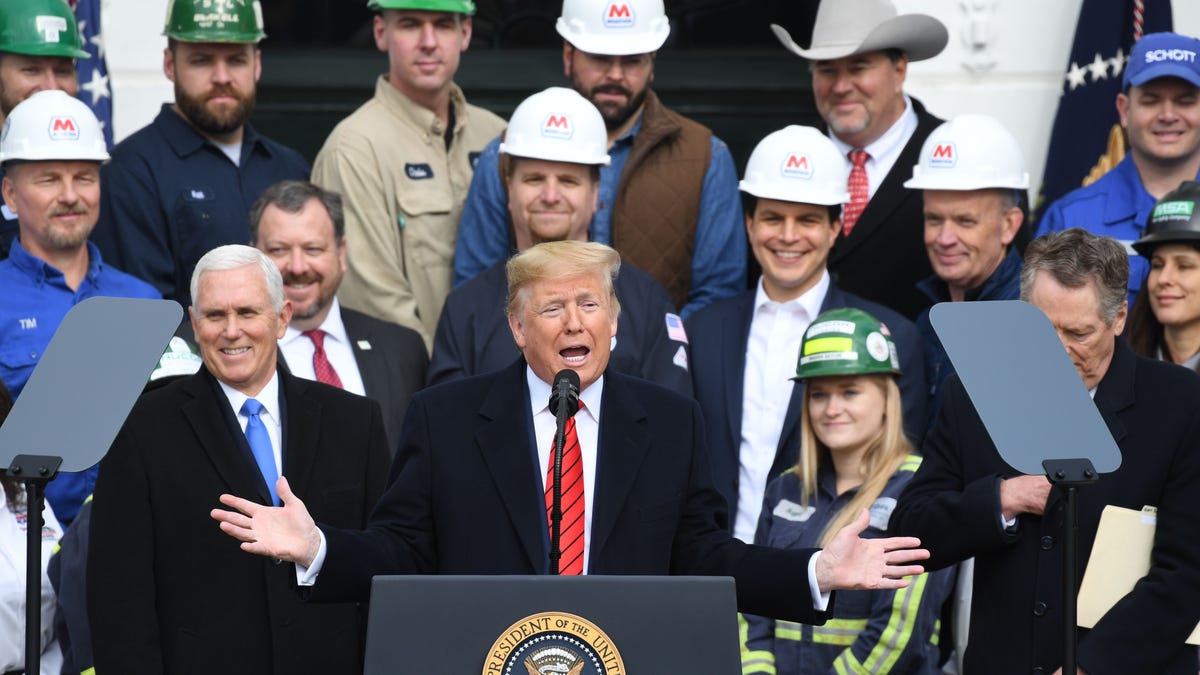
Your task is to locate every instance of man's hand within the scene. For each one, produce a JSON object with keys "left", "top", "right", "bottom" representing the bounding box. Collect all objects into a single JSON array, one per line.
[
  {"left": 999, "top": 475, "right": 1052, "bottom": 521},
  {"left": 211, "top": 476, "right": 322, "bottom": 567},
  {"left": 815, "top": 508, "right": 929, "bottom": 593}
]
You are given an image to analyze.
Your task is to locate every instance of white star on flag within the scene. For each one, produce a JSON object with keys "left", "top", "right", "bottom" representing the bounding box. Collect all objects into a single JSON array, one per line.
[
  {"left": 1066, "top": 62, "right": 1089, "bottom": 90},
  {"left": 80, "top": 68, "right": 110, "bottom": 106},
  {"left": 1088, "top": 52, "right": 1110, "bottom": 81},
  {"left": 1108, "top": 48, "right": 1126, "bottom": 78}
]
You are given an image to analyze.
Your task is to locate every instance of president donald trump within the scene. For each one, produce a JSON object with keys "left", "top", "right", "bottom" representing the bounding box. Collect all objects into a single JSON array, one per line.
[{"left": 213, "top": 241, "right": 928, "bottom": 622}]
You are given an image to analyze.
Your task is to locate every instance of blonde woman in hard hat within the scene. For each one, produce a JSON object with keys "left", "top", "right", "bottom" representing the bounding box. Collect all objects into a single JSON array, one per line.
[
  {"left": 1129, "top": 181, "right": 1200, "bottom": 373},
  {"left": 742, "top": 308, "right": 952, "bottom": 675}
]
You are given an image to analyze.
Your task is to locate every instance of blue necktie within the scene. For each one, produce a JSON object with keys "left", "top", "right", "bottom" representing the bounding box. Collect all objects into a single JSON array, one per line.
[{"left": 241, "top": 398, "right": 279, "bottom": 505}]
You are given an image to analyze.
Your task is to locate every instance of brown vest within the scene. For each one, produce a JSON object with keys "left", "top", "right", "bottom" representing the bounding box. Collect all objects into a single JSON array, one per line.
[{"left": 611, "top": 91, "right": 711, "bottom": 309}]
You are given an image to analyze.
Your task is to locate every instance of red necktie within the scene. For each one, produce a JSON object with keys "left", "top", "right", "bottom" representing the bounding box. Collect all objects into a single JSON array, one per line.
[
  {"left": 545, "top": 403, "right": 585, "bottom": 575},
  {"left": 302, "top": 329, "right": 344, "bottom": 389},
  {"left": 843, "top": 149, "right": 870, "bottom": 235}
]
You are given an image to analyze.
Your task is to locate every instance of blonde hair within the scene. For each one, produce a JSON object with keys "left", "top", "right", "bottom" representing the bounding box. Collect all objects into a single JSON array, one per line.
[
  {"left": 795, "top": 375, "right": 912, "bottom": 547},
  {"left": 505, "top": 241, "right": 622, "bottom": 319}
]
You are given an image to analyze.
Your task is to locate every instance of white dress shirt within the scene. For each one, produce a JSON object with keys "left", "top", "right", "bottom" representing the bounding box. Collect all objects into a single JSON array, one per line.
[
  {"left": 217, "top": 371, "right": 283, "bottom": 475},
  {"left": 528, "top": 367, "right": 602, "bottom": 574},
  {"left": 735, "top": 272, "right": 830, "bottom": 543},
  {"left": 828, "top": 94, "right": 919, "bottom": 199},
  {"left": 278, "top": 298, "right": 367, "bottom": 396}
]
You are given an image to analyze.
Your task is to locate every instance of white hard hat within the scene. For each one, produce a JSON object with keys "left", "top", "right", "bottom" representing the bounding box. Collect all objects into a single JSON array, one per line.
[
  {"left": 0, "top": 90, "right": 109, "bottom": 165},
  {"left": 556, "top": 0, "right": 670, "bottom": 56},
  {"left": 904, "top": 114, "right": 1029, "bottom": 191},
  {"left": 739, "top": 125, "right": 850, "bottom": 206},
  {"left": 500, "top": 87, "right": 611, "bottom": 166}
]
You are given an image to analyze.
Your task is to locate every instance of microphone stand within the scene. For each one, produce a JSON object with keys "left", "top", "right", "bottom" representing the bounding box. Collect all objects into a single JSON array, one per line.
[
  {"left": 7, "top": 453, "right": 62, "bottom": 675},
  {"left": 548, "top": 371, "right": 579, "bottom": 575}
]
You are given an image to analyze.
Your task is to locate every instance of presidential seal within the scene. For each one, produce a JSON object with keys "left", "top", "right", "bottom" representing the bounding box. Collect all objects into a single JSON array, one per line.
[{"left": 483, "top": 612, "right": 626, "bottom": 675}]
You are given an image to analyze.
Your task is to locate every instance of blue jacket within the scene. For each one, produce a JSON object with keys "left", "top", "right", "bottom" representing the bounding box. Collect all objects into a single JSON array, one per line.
[
  {"left": 0, "top": 240, "right": 159, "bottom": 524},
  {"left": 915, "top": 246, "right": 1022, "bottom": 424},
  {"left": 742, "top": 455, "right": 952, "bottom": 675},
  {"left": 686, "top": 281, "right": 927, "bottom": 529},
  {"left": 91, "top": 104, "right": 310, "bottom": 306},
  {"left": 428, "top": 259, "right": 692, "bottom": 396},
  {"left": 0, "top": 166, "right": 15, "bottom": 261},
  {"left": 1036, "top": 154, "right": 1200, "bottom": 308}
]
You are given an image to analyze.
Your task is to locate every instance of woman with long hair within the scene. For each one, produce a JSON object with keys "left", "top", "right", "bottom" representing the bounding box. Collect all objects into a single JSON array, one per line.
[
  {"left": 742, "top": 308, "right": 951, "bottom": 675},
  {"left": 1129, "top": 181, "right": 1200, "bottom": 372}
]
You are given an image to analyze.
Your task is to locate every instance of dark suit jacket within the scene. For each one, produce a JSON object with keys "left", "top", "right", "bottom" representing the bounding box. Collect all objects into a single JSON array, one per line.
[
  {"left": 686, "top": 281, "right": 927, "bottom": 524},
  {"left": 427, "top": 260, "right": 691, "bottom": 396},
  {"left": 88, "top": 367, "right": 391, "bottom": 675},
  {"left": 827, "top": 98, "right": 942, "bottom": 320},
  {"left": 891, "top": 340, "right": 1200, "bottom": 675},
  {"left": 340, "top": 306, "right": 428, "bottom": 451},
  {"left": 310, "top": 360, "right": 829, "bottom": 623}
]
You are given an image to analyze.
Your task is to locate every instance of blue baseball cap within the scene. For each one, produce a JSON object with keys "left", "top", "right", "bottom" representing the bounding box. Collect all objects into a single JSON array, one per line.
[{"left": 1124, "top": 32, "right": 1200, "bottom": 89}]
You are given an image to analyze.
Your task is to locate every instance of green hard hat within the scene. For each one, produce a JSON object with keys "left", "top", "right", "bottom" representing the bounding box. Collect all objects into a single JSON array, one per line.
[
  {"left": 0, "top": 0, "right": 90, "bottom": 59},
  {"left": 367, "top": 0, "right": 477, "bottom": 15},
  {"left": 792, "top": 307, "right": 902, "bottom": 381},
  {"left": 164, "top": 0, "right": 266, "bottom": 43},
  {"left": 1132, "top": 181, "right": 1200, "bottom": 258}
]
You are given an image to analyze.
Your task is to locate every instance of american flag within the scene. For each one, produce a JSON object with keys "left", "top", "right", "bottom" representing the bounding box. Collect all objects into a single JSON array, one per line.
[
  {"left": 70, "top": 0, "right": 113, "bottom": 149},
  {"left": 1033, "top": 0, "right": 1172, "bottom": 224}
]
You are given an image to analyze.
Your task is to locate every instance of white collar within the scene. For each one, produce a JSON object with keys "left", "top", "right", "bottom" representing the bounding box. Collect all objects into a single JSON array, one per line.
[
  {"left": 827, "top": 94, "right": 917, "bottom": 158},
  {"left": 281, "top": 297, "right": 350, "bottom": 346},
  {"left": 525, "top": 366, "right": 604, "bottom": 425},
  {"left": 753, "top": 269, "right": 831, "bottom": 320}
]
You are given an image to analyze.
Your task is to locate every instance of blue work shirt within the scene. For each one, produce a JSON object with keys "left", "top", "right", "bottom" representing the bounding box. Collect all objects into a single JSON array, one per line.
[
  {"left": 453, "top": 116, "right": 746, "bottom": 318},
  {"left": 0, "top": 240, "right": 159, "bottom": 524},
  {"left": 1037, "top": 154, "right": 1200, "bottom": 308},
  {"left": 91, "top": 104, "right": 310, "bottom": 307}
]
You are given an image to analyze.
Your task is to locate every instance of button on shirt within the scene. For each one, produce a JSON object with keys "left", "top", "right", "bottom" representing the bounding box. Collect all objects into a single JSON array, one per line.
[
  {"left": 827, "top": 95, "right": 918, "bottom": 200},
  {"left": 218, "top": 373, "right": 284, "bottom": 479},
  {"left": 735, "top": 272, "right": 830, "bottom": 543},
  {"left": 528, "top": 367, "right": 601, "bottom": 574},
  {"left": 278, "top": 298, "right": 366, "bottom": 396}
]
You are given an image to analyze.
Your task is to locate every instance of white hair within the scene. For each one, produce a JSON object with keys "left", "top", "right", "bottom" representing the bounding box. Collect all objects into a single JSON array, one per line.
[{"left": 190, "top": 245, "right": 284, "bottom": 312}]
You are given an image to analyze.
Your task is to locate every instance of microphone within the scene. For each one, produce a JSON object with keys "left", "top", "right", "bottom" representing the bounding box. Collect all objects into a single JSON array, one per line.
[
  {"left": 549, "top": 369, "right": 581, "bottom": 418},
  {"left": 548, "top": 369, "right": 580, "bottom": 575}
]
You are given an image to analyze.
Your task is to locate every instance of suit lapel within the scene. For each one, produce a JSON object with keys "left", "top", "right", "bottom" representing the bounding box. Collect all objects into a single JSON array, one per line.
[
  {"left": 590, "top": 374, "right": 651, "bottom": 559},
  {"left": 724, "top": 293, "right": 756, "bottom": 454},
  {"left": 476, "top": 362, "right": 546, "bottom": 571},
  {"left": 279, "top": 371, "right": 321, "bottom": 497},
  {"left": 343, "top": 309, "right": 387, "bottom": 400},
  {"left": 181, "top": 369, "right": 273, "bottom": 505}
]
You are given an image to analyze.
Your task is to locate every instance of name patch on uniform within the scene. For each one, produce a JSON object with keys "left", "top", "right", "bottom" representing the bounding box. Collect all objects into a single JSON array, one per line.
[
  {"left": 773, "top": 499, "right": 815, "bottom": 522},
  {"left": 405, "top": 163, "right": 434, "bottom": 180},
  {"left": 183, "top": 187, "right": 214, "bottom": 202},
  {"left": 869, "top": 497, "right": 897, "bottom": 530}
]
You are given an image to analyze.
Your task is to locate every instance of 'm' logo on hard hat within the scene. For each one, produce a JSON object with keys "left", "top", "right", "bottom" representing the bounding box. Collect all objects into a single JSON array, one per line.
[
  {"left": 541, "top": 113, "right": 574, "bottom": 141},
  {"left": 48, "top": 116, "right": 80, "bottom": 141},
  {"left": 603, "top": 1, "right": 635, "bottom": 28},
  {"left": 781, "top": 153, "right": 814, "bottom": 179},
  {"left": 929, "top": 142, "right": 957, "bottom": 168}
]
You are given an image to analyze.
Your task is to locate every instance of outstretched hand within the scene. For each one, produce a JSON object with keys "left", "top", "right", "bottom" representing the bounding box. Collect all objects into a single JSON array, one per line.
[
  {"left": 815, "top": 508, "right": 929, "bottom": 593},
  {"left": 211, "top": 476, "right": 322, "bottom": 567}
]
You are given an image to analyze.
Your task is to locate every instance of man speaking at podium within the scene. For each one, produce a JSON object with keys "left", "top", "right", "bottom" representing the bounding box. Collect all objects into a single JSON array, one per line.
[{"left": 213, "top": 241, "right": 929, "bottom": 622}]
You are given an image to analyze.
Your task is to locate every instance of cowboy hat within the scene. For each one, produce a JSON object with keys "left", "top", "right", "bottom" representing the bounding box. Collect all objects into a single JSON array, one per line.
[{"left": 771, "top": 0, "right": 948, "bottom": 62}]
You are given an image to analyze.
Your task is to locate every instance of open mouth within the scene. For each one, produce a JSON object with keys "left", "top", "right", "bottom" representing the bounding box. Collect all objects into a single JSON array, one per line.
[{"left": 560, "top": 346, "right": 589, "bottom": 365}]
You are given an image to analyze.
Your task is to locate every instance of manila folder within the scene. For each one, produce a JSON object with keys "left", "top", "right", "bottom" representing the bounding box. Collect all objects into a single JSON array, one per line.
[{"left": 1077, "top": 504, "right": 1200, "bottom": 644}]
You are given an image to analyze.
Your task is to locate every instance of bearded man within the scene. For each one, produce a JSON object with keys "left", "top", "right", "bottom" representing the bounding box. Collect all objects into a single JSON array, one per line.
[{"left": 91, "top": 0, "right": 309, "bottom": 307}]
